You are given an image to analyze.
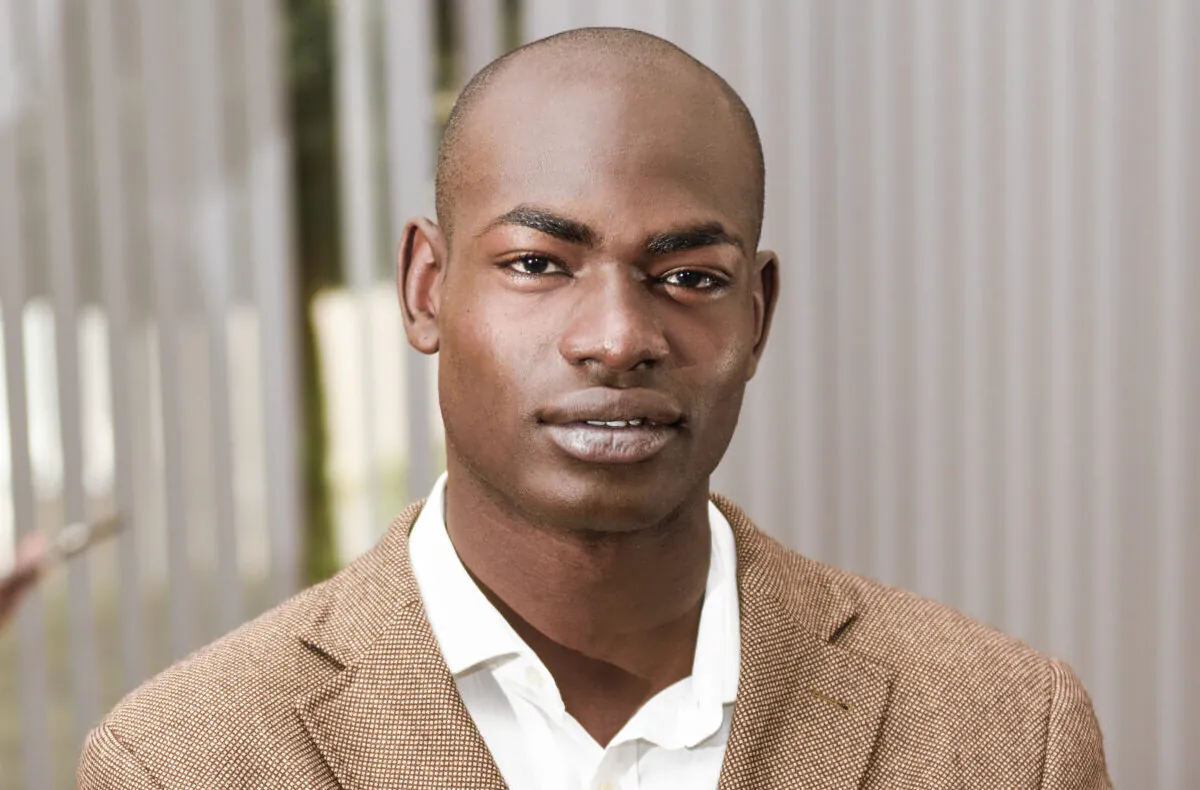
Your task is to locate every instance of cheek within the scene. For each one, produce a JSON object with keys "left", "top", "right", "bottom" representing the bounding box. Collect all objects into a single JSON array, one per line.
[
  {"left": 437, "top": 286, "right": 554, "bottom": 425},
  {"left": 673, "top": 304, "right": 758, "bottom": 388}
]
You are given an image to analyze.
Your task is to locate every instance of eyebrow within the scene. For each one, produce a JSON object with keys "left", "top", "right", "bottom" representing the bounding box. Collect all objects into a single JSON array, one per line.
[
  {"left": 482, "top": 205, "right": 597, "bottom": 246},
  {"left": 481, "top": 204, "right": 744, "bottom": 255},
  {"left": 643, "top": 223, "right": 744, "bottom": 255}
]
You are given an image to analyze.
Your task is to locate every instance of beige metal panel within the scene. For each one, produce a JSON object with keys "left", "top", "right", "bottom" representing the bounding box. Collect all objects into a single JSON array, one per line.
[
  {"left": 383, "top": 0, "right": 436, "bottom": 499},
  {"left": 1046, "top": 0, "right": 1081, "bottom": 669},
  {"left": 781, "top": 0, "right": 821, "bottom": 559},
  {"left": 39, "top": 0, "right": 100, "bottom": 748},
  {"left": 82, "top": 0, "right": 146, "bottom": 692},
  {"left": 1156, "top": 2, "right": 1198, "bottom": 782},
  {"left": 336, "top": 0, "right": 383, "bottom": 543},
  {"left": 456, "top": 0, "right": 503, "bottom": 80},
  {"left": 0, "top": 1, "right": 54, "bottom": 783},
  {"left": 184, "top": 0, "right": 243, "bottom": 636},
  {"left": 242, "top": 0, "right": 303, "bottom": 602},
  {"left": 1087, "top": 0, "right": 1124, "bottom": 772},
  {"left": 911, "top": 0, "right": 948, "bottom": 606},
  {"left": 869, "top": 0, "right": 900, "bottom": 587},
  {"left": 521, "top": 0, "right": 577, "bottom": 43},
  {"left": 832, "top": 0, "right": 871, "bottom": 577},
  {"left": 136, "top": 0, "right": 197, "bottom": 661}
]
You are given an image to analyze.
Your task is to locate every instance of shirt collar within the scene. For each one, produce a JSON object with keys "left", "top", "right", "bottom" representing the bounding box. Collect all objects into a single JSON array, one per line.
[
  {"left": 408, "top": 473, "right": 526, "bottom": 676},
  {"left": 408, "top": 472, "right": 741, "bottom": 747}
]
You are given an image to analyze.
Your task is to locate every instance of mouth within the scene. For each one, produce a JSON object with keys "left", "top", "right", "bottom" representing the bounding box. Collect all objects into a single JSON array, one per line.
[
  {"left": 538, "top": 389, "right": 686, "bottom": 464},
  {"left": 541, "top": 420, "right": 680, "bottom": 464},
  {"left": 577, "top": 417, "right": 670, "bottom": 428}
]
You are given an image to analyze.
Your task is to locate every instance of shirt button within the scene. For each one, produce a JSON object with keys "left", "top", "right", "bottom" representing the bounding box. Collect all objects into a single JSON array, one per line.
[
  {"left": 595, "top": 783, "right": 615, "bottom": 790},
  {"left": 524, "top": 666, "right": 542, "bottom": 688}
]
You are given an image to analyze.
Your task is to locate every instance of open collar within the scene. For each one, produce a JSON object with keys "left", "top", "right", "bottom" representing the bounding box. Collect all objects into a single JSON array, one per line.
[
  {"left": 408, "top": 472, "right": 741, "bottom": 751},
  {"left": 295, "top": 495, "right": 892, "bottom": 790}
]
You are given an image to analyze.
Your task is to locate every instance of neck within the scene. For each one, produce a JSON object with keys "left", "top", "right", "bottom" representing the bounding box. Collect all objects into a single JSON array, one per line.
[{"left": 441, "top": 462, "right": 712, "bottom": 678}]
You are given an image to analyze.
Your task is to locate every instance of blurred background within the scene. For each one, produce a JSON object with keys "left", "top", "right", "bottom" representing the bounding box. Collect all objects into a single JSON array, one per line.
[{"left": 0, "top": 0, "right": 1196, "bottom": 787}]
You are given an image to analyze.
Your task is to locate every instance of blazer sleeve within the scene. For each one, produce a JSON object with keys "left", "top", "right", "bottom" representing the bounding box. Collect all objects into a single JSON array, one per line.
[
  {"left": 77, "top": 724, "right": 164, "bottom": 790},
  {"left": 1039, "top": 658, "right": 1113, "bottom": 790}
]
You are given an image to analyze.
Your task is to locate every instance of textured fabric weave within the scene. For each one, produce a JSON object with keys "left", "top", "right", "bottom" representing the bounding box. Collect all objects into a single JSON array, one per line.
[{"left": 78, "top": 496, "right": 1111, "bottom": 789}]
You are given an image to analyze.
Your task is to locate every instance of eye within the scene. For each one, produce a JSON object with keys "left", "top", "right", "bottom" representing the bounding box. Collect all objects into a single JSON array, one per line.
[
  {"left": 505, "top": 254, "right": 565, "bottom": 277},
  {"left": 660, "top": 269, "right": 727, "bottom": 291}
]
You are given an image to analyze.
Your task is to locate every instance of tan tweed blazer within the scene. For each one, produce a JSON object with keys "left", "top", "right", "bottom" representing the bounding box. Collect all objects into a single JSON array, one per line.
[{"left": 78, "top": 496, "right": 1111, "bottom": 789}]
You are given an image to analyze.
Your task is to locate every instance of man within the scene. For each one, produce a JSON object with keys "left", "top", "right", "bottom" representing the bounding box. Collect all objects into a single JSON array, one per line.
[{"left": 79, "top": 27, "right": 1110, "bottom": 789}]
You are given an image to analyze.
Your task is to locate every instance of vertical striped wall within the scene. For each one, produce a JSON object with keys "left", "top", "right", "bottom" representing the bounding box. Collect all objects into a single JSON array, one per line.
[
  {"left": 0, "top": 0, "right": 299, "bottom": 785},
  {"left": 1, "top": 1, "right": 1195, "bottom": 787},
  {"left": 522, "top": 2, "right": 1199, "bottom": 787}
]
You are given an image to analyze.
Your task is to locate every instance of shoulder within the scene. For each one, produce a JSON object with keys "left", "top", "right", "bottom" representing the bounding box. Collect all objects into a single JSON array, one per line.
[
  {"left": 767, "top": 538, "right": 1109, "bottom": 780},
  {"left": 82, "top": 505, "right": 428, "bottom": 786},
  {"left": 769, "top": 537, "right": 1058, "bottom": 709},
  {"left": 91, "top": 502, "right": 425, "bottom": 763},
  {"left": 86, "top": 580, "right": 338, "bottom": 781}
]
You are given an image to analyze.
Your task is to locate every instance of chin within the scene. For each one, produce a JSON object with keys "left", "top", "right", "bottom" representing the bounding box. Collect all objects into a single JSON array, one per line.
[{"left": 515, "top": 462, "right": 701, "bottom": 534}]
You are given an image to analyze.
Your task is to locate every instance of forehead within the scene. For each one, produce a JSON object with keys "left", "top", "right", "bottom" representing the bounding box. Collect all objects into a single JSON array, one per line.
[{"left": 453, "top": 67, "right": 759, "bottom": 243}]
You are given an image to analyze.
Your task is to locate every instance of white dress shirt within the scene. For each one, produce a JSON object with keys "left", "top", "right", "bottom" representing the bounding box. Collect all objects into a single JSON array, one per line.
[{"left": 409, "top": 473, "right": 740, "bottom": 790}]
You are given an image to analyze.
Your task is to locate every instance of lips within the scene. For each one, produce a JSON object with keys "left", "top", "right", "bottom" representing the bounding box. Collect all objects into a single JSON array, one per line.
[
  {"left": 538, "top": 388, "right": 684, "bottom": 428},
  {"left": 538, "top": 388, "right": 685, "bottom": 464}
]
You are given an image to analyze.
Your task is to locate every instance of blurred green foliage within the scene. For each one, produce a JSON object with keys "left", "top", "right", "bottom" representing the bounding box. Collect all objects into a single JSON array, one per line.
[
  {"left": 282, "top": 0, "right": 522, "bottom": 585},
  {"left": 286, "top": 0, "right": 340, "bottom": 584}
]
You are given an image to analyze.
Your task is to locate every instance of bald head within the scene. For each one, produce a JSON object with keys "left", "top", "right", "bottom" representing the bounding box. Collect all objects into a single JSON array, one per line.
[{"left": 434, "top": 27, "right": 765, "bottom": 245}]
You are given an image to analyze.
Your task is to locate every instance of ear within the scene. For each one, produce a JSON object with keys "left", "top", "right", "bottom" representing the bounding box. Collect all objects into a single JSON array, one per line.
[
  {"left": 397, "top": 217, "right": 447, "bottom": 354},
  {"left": 745, "top": 249, "right": 780, "bottom": 381}
]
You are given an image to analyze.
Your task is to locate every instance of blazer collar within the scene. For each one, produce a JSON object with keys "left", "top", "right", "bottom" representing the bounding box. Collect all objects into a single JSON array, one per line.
[
  {"left": 295, "top": 501, "right": 506, "bottom": 789},
  {"left": 711, "top": 494, "right": 894, "bottom": 790},
  {"left": 295, "top": 496, "right": 892, "bottom": 790}
]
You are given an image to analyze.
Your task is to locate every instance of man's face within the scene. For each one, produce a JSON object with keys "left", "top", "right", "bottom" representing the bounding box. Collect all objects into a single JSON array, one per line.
[{"left": 422, "top": 71, "right": 776, "bottom": 531}]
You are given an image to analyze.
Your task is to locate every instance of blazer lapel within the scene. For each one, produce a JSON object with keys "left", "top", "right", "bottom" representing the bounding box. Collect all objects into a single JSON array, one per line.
[
  {"left": 294, "top": 502, "right": 507, "bottom": 790},
  {"left": 714, "top": 496, "right": 895, "bottom": 790},
  {"left": 291, "top": 496, "right": 892, "bottom": 789}
]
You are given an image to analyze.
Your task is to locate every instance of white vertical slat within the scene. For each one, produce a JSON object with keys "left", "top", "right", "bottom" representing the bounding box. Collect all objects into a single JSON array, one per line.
[
  {"left": 0, "top": 2, "right": 52, "bottom": 783},
  {"left": 638, "top": 0, "right": 672, "bottom": 39},
  {"left": 522, "top": 0, "right": 575, "bottom": 42},
  {"left": 383, "top": 0, "right": 436, "bottom": 499},
  {"left": 782, "top": 0, "right": 818, "bottom": 554},
  {"left": 83, "top": 0, "right": 145, "bottom": 690},
  {"left": 958, "top": 0, "right": 988, "bottom": 622},
  {"left": 833, "top": 0, "right": 871, "bottom": 572},
  {"left": 185, "top": 0, "right": 243, "bottom": 633},
  {"left": 830, "top": 0, "right": 852, "bottom": 568},
  {"left": 912, "top": 0, "right": 945, "bottom": 602},
  {"left": 457, "top": 0, "right": 502, "bottom": 79},
  {"left": 137, "top": 0, "right": 196, "bottom": 659},
  {"left": 688, "top": 0, "right": 719, "bottom": 67},
  {"left": 806, "top": 0, "right": 841, "bottom": 564},
  {"left": 868, "top": 0, "right": 899, "bottom": 585},
  {"left": 1002, "top": 0, "right": 1033, "bottom": 639},
  {"left": 591, "top": 0, "right": 632, "bottom": 29},
  {"left": 1047, "top": 0, "right": 1078, "bottom": 662},
  {"left": 739, "top": 0, "right": 774, "bottom": 526},
  {"left": 890, "top": 4, "right": 919, "bottom": 590},
  {"left": 751, "top": 0, "right": 792, "bottom": 541},
  {"left": 1156, "top": 0, "right": 1186, "bottom": 783},
  {"left": 1089, "top": 0, "right": 1122, "bottom": 763},
  {"left": 243, "top": 0, "right": 302, "bottom": 602},
  {"left": 40, "top": 0, "right": 100, "bottom": 744},
  {"left": 336, "top": 0, "right": 382, "bottom": 545}
]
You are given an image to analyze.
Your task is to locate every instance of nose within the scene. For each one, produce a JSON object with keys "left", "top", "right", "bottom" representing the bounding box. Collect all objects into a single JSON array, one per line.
[{"left": 558, "top": 269, "right": 669, "bottom": 374}]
